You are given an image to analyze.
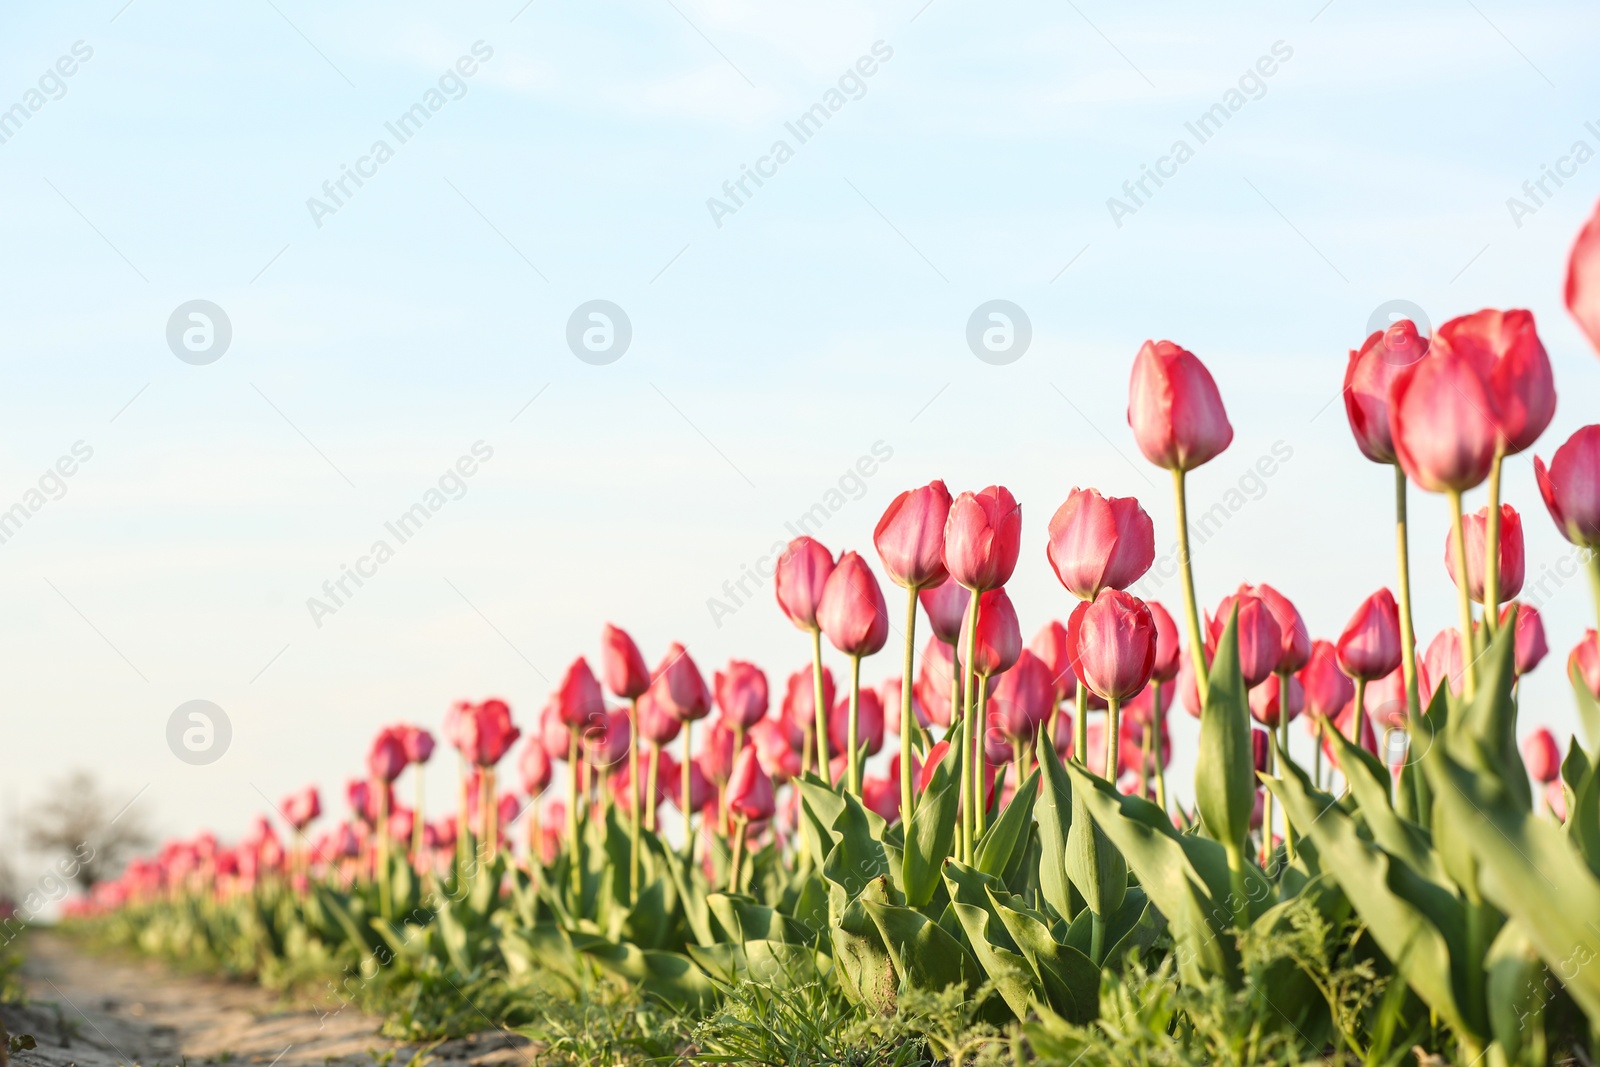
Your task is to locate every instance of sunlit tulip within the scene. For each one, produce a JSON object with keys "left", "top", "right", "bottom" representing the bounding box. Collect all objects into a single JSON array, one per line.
[
  {"left": 1336, "top": 590, "right": 1403, "bottom": 682},
  {"left": 1534, "top": 425, "right": 1600, "bottom": 548},
  {"left": 600, "top": 623, "right": 651, "bottom": 699},
  {"left": 919, "top": 579, "right": 971, "bottom": 644},
  {"left": 518, "top": 738, "right": 551, "bottom": 796},
  {"left": 1548, "top": 780, "right": 1569, "bottom": 821},
  {"left": 1568, "top": 197, "right": 1600, "bottom": 353},
  {"left": 1343, "top": 320, "right": 1429, "bottom": 464},
  {"left": 398, "top": 726, "right": 434, "bottom": 765},
  {"left": 943, "top": 485, "right": 1022, "bottom": 591},
  {"left": 651, "top": 644, "right": 712, "bottom": 722},
  {"left": 1388, "top": 344, "right": 1498, "bottom": 492},
  {"left": 1146, "top": 602, "right": 1182, "bottom": 684},
  {"left": 368, "top": 728, "right": 408, "bottom": 783},
  {"left": 1365, "top": 662, "right": 1429, "bottom": 732},
  {"left": 725, "top": 747, "right": 775, "bottom": 823},
  {"left": 988, "top": 650, "right": 1056, "bottom": 742},
  {"left": 959, "top": 588, "right": 1023, "bottom": 678},
  {"left": 749, "top": 718, "right": 801, "bottom": 782},
  {"left": 1045, "top": 488, "right": 1155, "bottom": 600},
  {"left": 541, "top": 698, "right": 573, "bottom": 760},
  {"left": 914, "top": 638, "right": 959, "bottom": 728},
  {"left": 1069, "top": 590, "right": 1156, "bottom": 702},
  {"left": 281, "top": 786, "right": 321, "bottom": 832},
  {"left": 862, "top": 774, "right": 900, "bottom": 824},
  {"left": 1177, "top": 653, "right": 1202, "bottom": 719},
  {"left": 916, "top": 741, "right": 952, "bottom": 792},
  {"left": 1249, "top": 676, "right": 1304, "bottom": 729},
  {"left": 700, "top": 718, "right": 739, "bottom": 784},
  {"left": 1445, "top": 504, "right": 1524, "bottom": 603},
  {"left": 557, "top": 657, "right": 606, "bottom": 726},
  {"left": 458, "top": 699, "right": 521, "bottom": 766},
  {"left": 635, "top": 689, "right": 681, "bottom": 745},
  {"left": 1028, "top": 620, "right": 1078, "bottom": 703},
  {"left": 388, "top": 808, "right": 415, "bottom": 847},
  {"left": 1249, "top": 584, "right": 1311, "bottom": 675},
  {"left": 1523, "top": 727, "right": 1561, "bottom": 784},
  {"left": 780, "top": 666, "right": 835, "bottom": 743},
  {"left": 1571, "top": 632, "right": 1600, "bottom": 698},
  {"left": 580, "top": 707, "right": 631, "bottom": 771},
  {"left": 1422, "top": 629, "right": 1465, "bottom": 698},
  {"left": 714, "top": 660, "right": 770, "bottom": 729},
  {"left": 1127, "top": 340, "right": 1234, "bottom": 471},
  {"left": 1433, "top": 309, "right": 1554, "bottom": 455},
  {"left": 1208, "top": 590, "right": 1285, "bottom": 689},
  {"left": 1499, "top": 602, "right": 1549, "bottom": 676},
  {"left": 774, "top": 536, "right": 835, "bottom": 630},
  {"left": 874, "top": 480, "right": 953, "bottom": 589},
  {"left": 828, "top": 687, "right": 885, "bottom": 758},
  {"left": 818, "top": 552, "right": 890, "bottom": 657}
]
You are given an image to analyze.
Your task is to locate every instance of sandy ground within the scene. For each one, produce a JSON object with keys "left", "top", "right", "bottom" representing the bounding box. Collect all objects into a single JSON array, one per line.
[{"left": 2, "top": 933, "right": 530, "bottom": 1067}]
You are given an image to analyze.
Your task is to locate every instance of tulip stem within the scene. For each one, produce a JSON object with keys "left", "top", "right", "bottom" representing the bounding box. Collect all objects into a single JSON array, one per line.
[
  {"left": 1089, "top": 912, "right": 1105, "bottom": 966},
  {"left": 900, "top": 586, "right": 919, "bottom": 837},
  {"left": 961, "top": 591, "right": 981, "bottom": 864},
  {"left": 485, "top": 767, "right": 499, "bottom": 864},
  {"left": 1073, "top": 685, "right": 1088, "bottom": 768},
  {"left": 456, "top": 755, "right": 470, "bottom": 878},
  {"left": 646, "top": 742, "right": 661, "bottom": 833},
  {"left": 412, "top": 771, "right": 426, "bottom": 873},
  {"left": 568, "top": 735, "right": 581, "bottom": 898},
  {"left": 1277, "top": 672, "right": 1295, "bottom": 864},
  {"left": 1483, "top": 449, "right": 1505, "bottom": 636},
  {"left": 1153, "top": 681, "right": 1168, "bottom": 813},
  {"left": 1393, "top": 465, "right": 1423, "bottom": 728},
  {"left": 727, "top": 815, "right": 749, "bottom": 892},
  {"left": 1223, "top": 842, "right": 1251, "bottom": 933},
  {"left": 681, "top": 719, "right": 695, "bottom": 863},
  {"left": 1012, "top": 739, "right": 1027, "bottom": 790},
  {"left": 975, "top": 673, "right": 992, "bottom": 841},
  {"left": 1172, "top": 468, "right": 1210, "bottom": 703},
  {"left": 1448, "top": 491, "right": 1479, "bottom": 701},
  {"left": 1589, "top": 553, "right": 1600, "bottom": 641},
  {"left": 376, "top": 779, "right": 392, "bottom": 922},
  {"left": 947, "top": 657, "right": 961, "bottom": 750},
  {"left": 628, "top": 696, "right": 641, "bottom": 906},
  {"left": 848, "top": 654, "right": 863, "bottom": 796},
  {"left": 810, "top": 628, "right": 831, "bottom": 773},
  {"left": 1138, "top": 714, "right": 1152, "bottom": 799},
  {"left": 1104, "top": 697, "right": 1121, "bottom": 785}
]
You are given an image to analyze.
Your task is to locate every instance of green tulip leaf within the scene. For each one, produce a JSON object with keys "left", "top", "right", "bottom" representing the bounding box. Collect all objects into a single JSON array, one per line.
[
  {"left": 1572, "top": 657, "right": 1600, "bottom": 750},
  {"left": 1485, "top": 919, "right": 1553, "bottom": 1067},
  {"left": 862, "top": 897, "right": 983, "bottom": 1002},
  {"left": 987, "top": 889, "right": 1101, "bottom": 1024},
  {"left": 903, "top": 740, "right": 961, "bottom": 908},
  {"left": 1065, "top": 780, "right": 1127, "bottom": 921},
  {"left": 977, "top": 767, "right": 1040, "bottom": 878},
  {"left": 1195, "top": 609, "right": 1255, "bottom": 856},
  {"left": 830, "top": 877, "right": 897, "bottom": 1011},
  {"left": 1321, "top": 728, "right": 1446, "bottom": 886},
  {"left": 1034, "top": 734, "right": 1076, "bottom": 920},
  {"left": 1562, "top": 738, "right": 1600, "bottom": 879}
]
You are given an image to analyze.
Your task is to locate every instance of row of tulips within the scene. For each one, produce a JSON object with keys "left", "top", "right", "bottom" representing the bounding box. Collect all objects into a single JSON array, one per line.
[{"left": 63, "top": 202, "right": 1600, "bottom": 1065}]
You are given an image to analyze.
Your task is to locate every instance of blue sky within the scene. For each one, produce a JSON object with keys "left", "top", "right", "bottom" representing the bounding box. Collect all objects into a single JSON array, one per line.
[{"left": 3, "top": 0, "right": 1600, "bottom": 868}]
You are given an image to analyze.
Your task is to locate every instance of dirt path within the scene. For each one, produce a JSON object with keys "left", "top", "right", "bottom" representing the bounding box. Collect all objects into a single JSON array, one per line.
[{"left": 2, "top": 933, "right": 529, "bottom": 1067}]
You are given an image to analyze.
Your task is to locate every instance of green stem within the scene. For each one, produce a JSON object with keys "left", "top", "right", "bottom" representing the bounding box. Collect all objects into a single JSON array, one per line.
[
  {"left": 1277, "top": 672, "right": 1295, "bottom": 863},
  {"left": 681, "top": 719, "right": 695, "bottom": 863},
  {"left": 412, "top": 771, "right": 426, "bottom": 871},
  {"left": 1153, "top": 681, "right": 1168, "bottom": 813},
  {"left": 848, "top": 654, "right": 863, "bottom": 796},
  {"left": 628, "top": 696, "right": 640, "bottom": 905},
  {"left": 975, "top": 672, "right": 991, "bottom": 841},
  {"left": 900, "top": 586, "right": 919, "bottom": 832},
  {"left": 1105, "top": 696, "right": 1122, "bottom": 784},
  {"left": 1172, "top": 468, "right": 1210, "bottom": 703},
  {"left": 1138, "top": 708, "right": 1152, "bottom": 798},
  {"left": 1393, "top": 465, "right": 1422, "bottom": 724},
  {"left": 1223, "top": 842, "right": 1251, "bottom": 932},
  {"left": 810, "top": 627, "right": 831, "bottom": 773},
  {"left": 646, "top": 742, "right": 660, "bottom": 833},
  {"left": 1089, "top": 912, "right": 1106, "bottom": 966},
  {"left": 1587, "top": 552, "right": 1600, "bottom": 643},
  {"left": 376, "top": 779, "right": 392, "bottom": 922},
  {"left": 1073, "top": 684, "right": 1088, "bottom": 768},
  {"left": 727, "top": 815, "right": 748, "bottom": 891},
  {"left": 961, "top": 591, "right": 982, "bottom": 864},
  {"left": 567, "top": 737, "right": 581, "bottom": 897},
  {"left": 947, "top": 652, "right": 961, "bottom": 748},
  {"left": 1483, "top": 450, "right": 1505, "bottom": 636},
  {"left": 1448, "top": 490, "right": 1479, "bottom": 701}
]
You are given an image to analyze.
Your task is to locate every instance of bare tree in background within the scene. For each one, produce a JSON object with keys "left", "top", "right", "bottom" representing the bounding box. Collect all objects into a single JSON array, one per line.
[{"left": 23, "top": 772, "right": 151, "bottom": 891}]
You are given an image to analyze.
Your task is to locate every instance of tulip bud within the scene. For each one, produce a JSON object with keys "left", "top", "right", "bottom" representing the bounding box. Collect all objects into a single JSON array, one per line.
[
  {"left": 459, "top": 699, "right": 522, "bottom": 767},
  {"left": 988, "top": 649, "right": 1056, "bottom": 742},
  {"left": 1127, "top": 340, "right": 1233, "bottom": 472},
  {"left": 713, "top": 659, "right": 770, "bottom": 728},
  {"left": 368, "top": 728, "right": 408, "bottom": 783},
  {"left": 958, "top": 588, "right": 1022, "bottom": 678},
  {"left": 1568, "top": 196, "right": 1600, "bottom": 354},
  {"left": 942, "top": 486, "right": 1022, "bottom": 591},
  {"left": 1177, "top": 652, "right": 1202, "bottom": 719},
  {"left": 1364, "top": 663, "right": 1427, "bottom": 733},
  {"left": 873, "top": 479, "right": 953, "bottom": 589},
  {"left": 1534, "top": 425, "right": 1600, "bottom": 549},
  {"left": 1146, "top": 601, "right": 1182, "bottom": 684},
  {"left": 817, "top": 552, "right": 890, "bottom": 657},
  {"left": 726, "top": 747, "right": 776, "bottom": 822},
  {"left": 1423, "top": 629, "right": 1466, "bottom": 698},
  {"left": 1249, "top": 583, "right": 1311, "bottom": 674},
  {"left": 635, "top": 688, "right": 682, "bottom": 745},
  {"left": 749, "top": 718, "right": 801, "bottom": 782},
  {"left": 651, "top": 643, "right": 712, "bottom": 722},
  {"left": 916, "top": 740, "right": 952, "bottom": 793},
  {"left": 1028, "top": 620, "right": 1078, "bottom": 703},
  {"left": 862, "top": 774, "right": 901, "bottom": 824},
  {"left": 600, "top": 623, "right": 651, "bottom": 699},
  {"left": 1388, "top": 343, "right": 1499, "bottom": 492},
  {"left": 1522, "top": 727, "right": 1561, "bottom": 784},
  {"left": 1044, "top": 487, "right": 1155, "bottom": 600},
  {"left": 918, "top": 578, "right": 971, "bottom": 645},
  {"left": 1068, "top": 589, "right": 1157, "bottom": 703},
  {"left": 1207, "top": 591, "right": 1284, "bottom": 689},
  {"left": 1251, "top": 728, "right": 1271, "bottom": 774},
  {"left": 1248, "top": 676, "right": 1304, "bottom": 729},
  {"left": 828, "top": 687, "right": 885, "bottom": 759},
  {"left": 1433, "top": 309, "right": 1554, "bottom": 455},
  {"left": 399, "top": 726, "right": 435, "bottom": 765},
  {"left": 914, "top": 637, "right": 959, "bottom": 728},
  {"left": 557, "top": 657, "right": 606, "bottom": 726},
  {"left": 1343, "top": 320, "right": 1429, "bottom": 464},
  {"left": 518, "top": 738, "right": 552, "bottom": 796},
  {"left": 1445, "top": 504, "right": 1525, "bottom": 603},
  {"left": 1499, "top": 602, "right": 1549, "bottom": 677},
  {"left": 1336, "top": 590, "right": 1403, "bottom": 682},
  {"left": 1570, "top": 631, "right": 1600, "bottom": 698},
  {"left": 774, "top": 536, "right": 835, "bottom": 631},
  {"left": 1548, "top": 780, "right": 1570, "bottom": 821},
  {"left": 780, "top": 665, "right": 835, "bottom": 739}
]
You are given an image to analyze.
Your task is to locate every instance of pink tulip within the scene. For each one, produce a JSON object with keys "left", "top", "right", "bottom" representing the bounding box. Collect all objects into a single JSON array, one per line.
[
  {"left": 399, "top": 726, "right": 435, "bottom": 765},
  {"left": 1044, "top": 487, "right": 1155, "bottom": 600},
  {"left": 1127, "top": 340, "right": 1234, "bottom": 471},
  {"left": 668, "top": 758, "right": 713, "bottom": 814},
  {"left": 818, "top": 552, "right": 890, "bottom": 657},
  {"left": 862, "top": 774, "right": 900, "bottom": 824},
  {"left": 1177, "top": 653, "right": 1202, "bottom": 719},
  {"left": 988, "top": 649, "right": 1056, "bottom": 742},
  {"left": 601, "top": 623, "right": 651, "bottom": 699},
  {"left": 1249, "top": 583, "right": 1311, "bottom": 674},
  {"left": 1388, "top": 343, "right": 1499, "bottom": 492},
  {"left": 281, "top": 786, "right": 321, "bottom": 832},
  {"left": 1336, "top": 590, "right": 1403, "bottom": 682},
  {"left": 1445, "top": 504, "right": 1524, "bottom": 603},
  {"left": 873, "top": 479, "right": 953, "bottom": 589},
  {"left": 388, "top": 808, "right": 415, "bottom": 847},
  {"left": 1251, "top": 728, "right": 1271, "bottom": 774},
  {"left": 557, "top": 657, "right": 606, "bottom": 726},
  {"left": 1365, "top": 663, "right": 1428, "bottom": 732},
  {"left": 1207, "top": 590, "right": 1284, "bottom": 689},
  {"left": 919, "top": 578, "right": 972, "bottom": 644},
  {"left": 1249, "top": 675, "right": 1304, "bottom": 729},
  {"left": 914, "top": 638, "right": 959, "bottom": 728},
  {"left": 1068, "top": 590, "right": 1156, "bottom": 702},
  {"left": 368, "top": 728, "right": 408, "bottom": 783},
  {"left": 749, "top": 718, "right": 801, "bottom": 782},
  {"left": 1433, "top": 309, "right": 1554, "bottom": 455},
  {"left": 828, "top": 687, "right": 885, "bottom": 758},
  {"left": 541, "top": 698, "right": 573, "bottom": 760},
  {"left": 877, "top": 675, "right": 930, "bottom": 733},
  {"left": 580, "top": 706, "right": 631, "bottom": 771},
  {"left": 651, "top": 643, "right": 712, "bottom": 722},
  {"left": 1570, "top": 632, "right": 1600, "bottom": 698},
  {"left": 726, "top": 747, "right": 775, "bottom": 822},
  {"left": 1523, "top": 727, "right": 1561, "bottom": 784},
  {"left": 714, "top": 660, "right": 770, "bottom": 728},
  {"left": 1343, "top": 320, "right": 1429, "bottom": 464},
  {"left": 701, "top": 718, "right": 739, "bottom": 784},
  {"left": 1028, "top": 620, "right": 1077, "bottom": 703},
  {"left": 458, "top": 699, "right": 522, "bottom": 766},
  {"left": 518, "top": 738, "right": 552, "bottom": 796},
  {"left": 1146, "top": 601, "right": 1182, "bottom": 684},
  {"left": 1423, "top": 629, "right": 1465, "bottom": 698},
  {"left": 1567, "top": 196, "right": 1600, "bottom": 353},
  {"left": 916, "top": 740, "right": 952, "bottom": 792},
  {"left": 774, "top": 536, "right": 835, "bottom": 630},
  {"left": 1548, "top": 780, "right": 1569, "bottom": 821},
  {"left": 780, "top": 666, "right": 835, "bottom": 741},
  {"left": 1534, "top": 425, "right": 1600, "bottom": 548},
  {"left": 942, "top": 486, "right": 1022, "bottom": 591},
  {"left": 636, "top": 688, "right": 682, "bottom": 745},
  {"left": 1500, "top": 602, "right": 1549, "bottom": 676},
  {"left": 958, "top": 588, "right": 1022, "bottom": 678}
]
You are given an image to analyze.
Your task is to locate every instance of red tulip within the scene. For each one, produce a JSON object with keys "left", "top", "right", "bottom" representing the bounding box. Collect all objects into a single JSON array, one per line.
[
  {"left": 1146, "top": 601, "right": 1182, "bottom": 684},
  {"left": 399, "top": 726, "right": 435, "bottom": 765},
  {"left": 958, "top": 588, "right": 1022, "bottom": 677},
  {"left": 668, "top": 758, "right": 713, "bottom": 814},
  {"left": 874, "top": 480, "right": 953, "bottom": 589},
  {"left": 1068, "top": 590, "right": 1156, "bottom": 702},
  {"left": 557, "top": 657, "right": 606, "bottom": 726},
  {"left": 1249, "top": 675, "right": 1304, "bottom": 729},
  {"left": 1445, "top": 504, "right": 1524, "bottom": 603},
  {"left": 580, "top": 706, "right": 631, "bottom": 771},
  {"left": 862, "top": 774, "right": 901, "bottom": 824},
  {"left": 1177, "top": 652, "right": 1202, "bottom": 719},
  {"left": 914, "top": 638, "right": 959, "bottom": 728},
  {"left": 1320, "top": 701, "right": 1378, "bottom": 760},
  {"left": 388, "top": 807, "right": 415, "bottom": 846},
  {"left": 1127, "top": 340, "right": 1234, "bottom": 471},
  {"left": 1251, "top": 728, "right": 1271, "bottom": 774},
  {"left": 726, "top": 747, "right": 775, "bottom": 822},
  {"left": 774, "top": 536, "right": 835, "bottom": 630},
  {"left": 1500, "top": 602, "right": 1549, "bottom": 676},
  {"left": 600, "top": 623, "right": 651, "bottom": 699},
  {"left": 347, "top": 778, "right": 387, "bottom": 826},
  {"left": 919, "top": 578, "right": 971, "bottom": 644},
  {"left": 1433, "top": 309, "right": 1554, "bottom": 455},
  {"left": 1568, "top": 196, "right": 1600, "bottom": 353},
  {"left": 1207, "top": 590, "right": 1284, "bottom": 689},
  {"left": 1523, "top": 727, "right": 1561, "bottom": 784},
  {"left": 636, "top": 688, "right": 682, "bottom": 745},
  {"left": 1534, "top": 425, "right": 1600, "bottom": 548},
  {"left": 651, "top": 643, "right": 712, "bottom": 722},
  {"left": 828, "top": 687, "right": 885, "bottom": 758},
  {"left": 818, "top": 552, "right": 890, "bottom": 657},
  {"left": 942, "top": 485, "right": 1022, "bottom": 591},
  {"left": 1045, "top": 488, "right": 1155, "bottom": 600},
  {"left": 749, "top": 718, "right": 801, "bottom": 782},
  {"left": 1343, "top": 320, "right": 1430, "bottom": 464},
  {"left": 1249, "top": 583, "right": 1311, "bottom": 675},
  {"left": 281, "top": 786, "right": 321, "bottom": 832},
  {"left": 714, "top": 660, "right": 770, "bottom": 728},
  {"left": 988, "top": 649, "right": 1056, "bottom": 742},
  {"left": 1388, "top": 343, "right": 1499, "bottom": 492},
  {"left": 1365, "top": 663, "right": 1428, "bottom": 732},
  {"left": 701, "top": 718, "right": 739, "bottom": 784},
  {"left": 1423, "top": 629, "right": 1465, "bottom": 698},
  {"left": 1299, "top": 640, "right": 1353, "bottom": 721},
  {"left": 877, "top": 675, "right": 930, "bottom": 733},
  {"left": 1336, "top": 590, "right": 1403, "bottom": 682},
  {"left": 540, "top": 698, "right": 572, "bottom": 760},
  {"left": 916, "top": 740, "right": 952, "bottom": 792},
  {"left": 518, "top": 738, "right": 552, "bottom": 796},
  {"left": 1548, "top": 780, "right": 1569, "bottom": 821},
  {"left": 1570, "top": 631, "right": 1600, "bottom": 698},
  {"left": 368, "top": 727, "right": 408, "bottom": 783},
  {"left": 780, "top": 666, "right": 835, "bottom": 741},
  {"left": 459, "top": 698, "right": 522, "bottom": 766}
]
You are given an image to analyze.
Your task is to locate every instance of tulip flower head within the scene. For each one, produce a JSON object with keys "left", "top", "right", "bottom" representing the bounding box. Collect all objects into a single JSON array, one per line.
[
  {"left": 817, "top": 552, "right": 890, "bottom": 657},
  {"left": 1146, "top": 601, "right": 1182, "bottom": 684},
  {"left": 1365, "top": 663, "right": 1428, "bottom": 733},
  {"left": 988, "top": 649, "right": 1057, "bottom": 742},
  {"left": 1522, "top": 727, "right": 1561, "bottom": 784},
  {"left": 1432, "top": 309, "right": 1554, "bottom": 456},
  {"left": 1388, "top": 341, "right": 1499, "bottom": 492},
  {"left": 1534, "top": 425, "right": 1600, "bottom": 549},
  {"left": 1445, "top": 504, "right": 1524, "bottom": 603},
  {"left": 914, "top": 637, "right": 959, "bottom": 727},
  {"left": 918, "top": 578, "right": 972, "bottom": 644},
  {"left": 1336, "top": 590, "right": 1403, "bottom": 682},
  {"left": 780, "top": 664, "right": 835, "bottom": 741},
  {"left": 600, "top": 623, "right": 651, "bottom": 699},
  {"left": 1207, "top": 590, "right": 1284, "bottom": 689},
  {"left": 368, "top": 728, "right": 409, "bottom": 783},
  {"left": 774, "top": 537, "right": 835, "bottom": 631},
  {"left": 1423, "top": 629, "right": 1466, "bottom": 698},
  {"left": 518, "top": 738, "right": 552, "bottom": 796},
  {"left": 714, "top": 659, "right": 770, "bottom": 729},
  {"left": 828, "top": 687, "right": 885, "bottom": 758},
  {"left": 458, "top": 699, "right": 522, "bottom": 767},
  {"left": 557, "top": 657, "right": 606, "bottom": 726},
  {"left": 1068, "top": 589, "right": 1157, "bottom": 702},
  {"left": 958, "top": 588, "right": 1023, "bottom": 678},
  {"left": 1249, "top": 675, "right": 1304, "bottom": 729},
  {"left": 1127, "top": 340, "right": 1234, "bottom": 471},
  {"left": 281, "top": 786, "right": 321, "bottom": 832},
  {"left": 651, "top": 643, "right": 712, "bottom": 722},
  {"left": 1570, "top": 631, "right": 1600, "bottom": 698},
  {"left": 635, "top": 688, "right": 682, "bottom": 745},
  {"left": 1028, "top": 620, "right": 1078, "bottom": 703},
  {"left": 1499, "top": 602, "right": 1549, "bottom": 676},
  {"left": 1248, "top": 583, "right": 1311, "bottom": 675},
  {"left": 399, "top": 726, "right": 435, "bottom": 765},
  {"left": 749, "top": 718, "right": 802, "bottom": 782},
  {"left": 726, "top": 747, "right": 776, "bottom": 822},
  {"left": 1568, "top": 196, "right": 1600, "bottom": 354},
  {"left": 873, "top": 479, "right": 953, "bottom": 589},
  {"left": 1343, "top": 320, "right": 1430, "bottom": 464},
  {"left": 942, "top": 485, "right": 1022, "bottom": 591},
  {"left": 1045, "top": 488, "right": 1155, "bottom": 601}
]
